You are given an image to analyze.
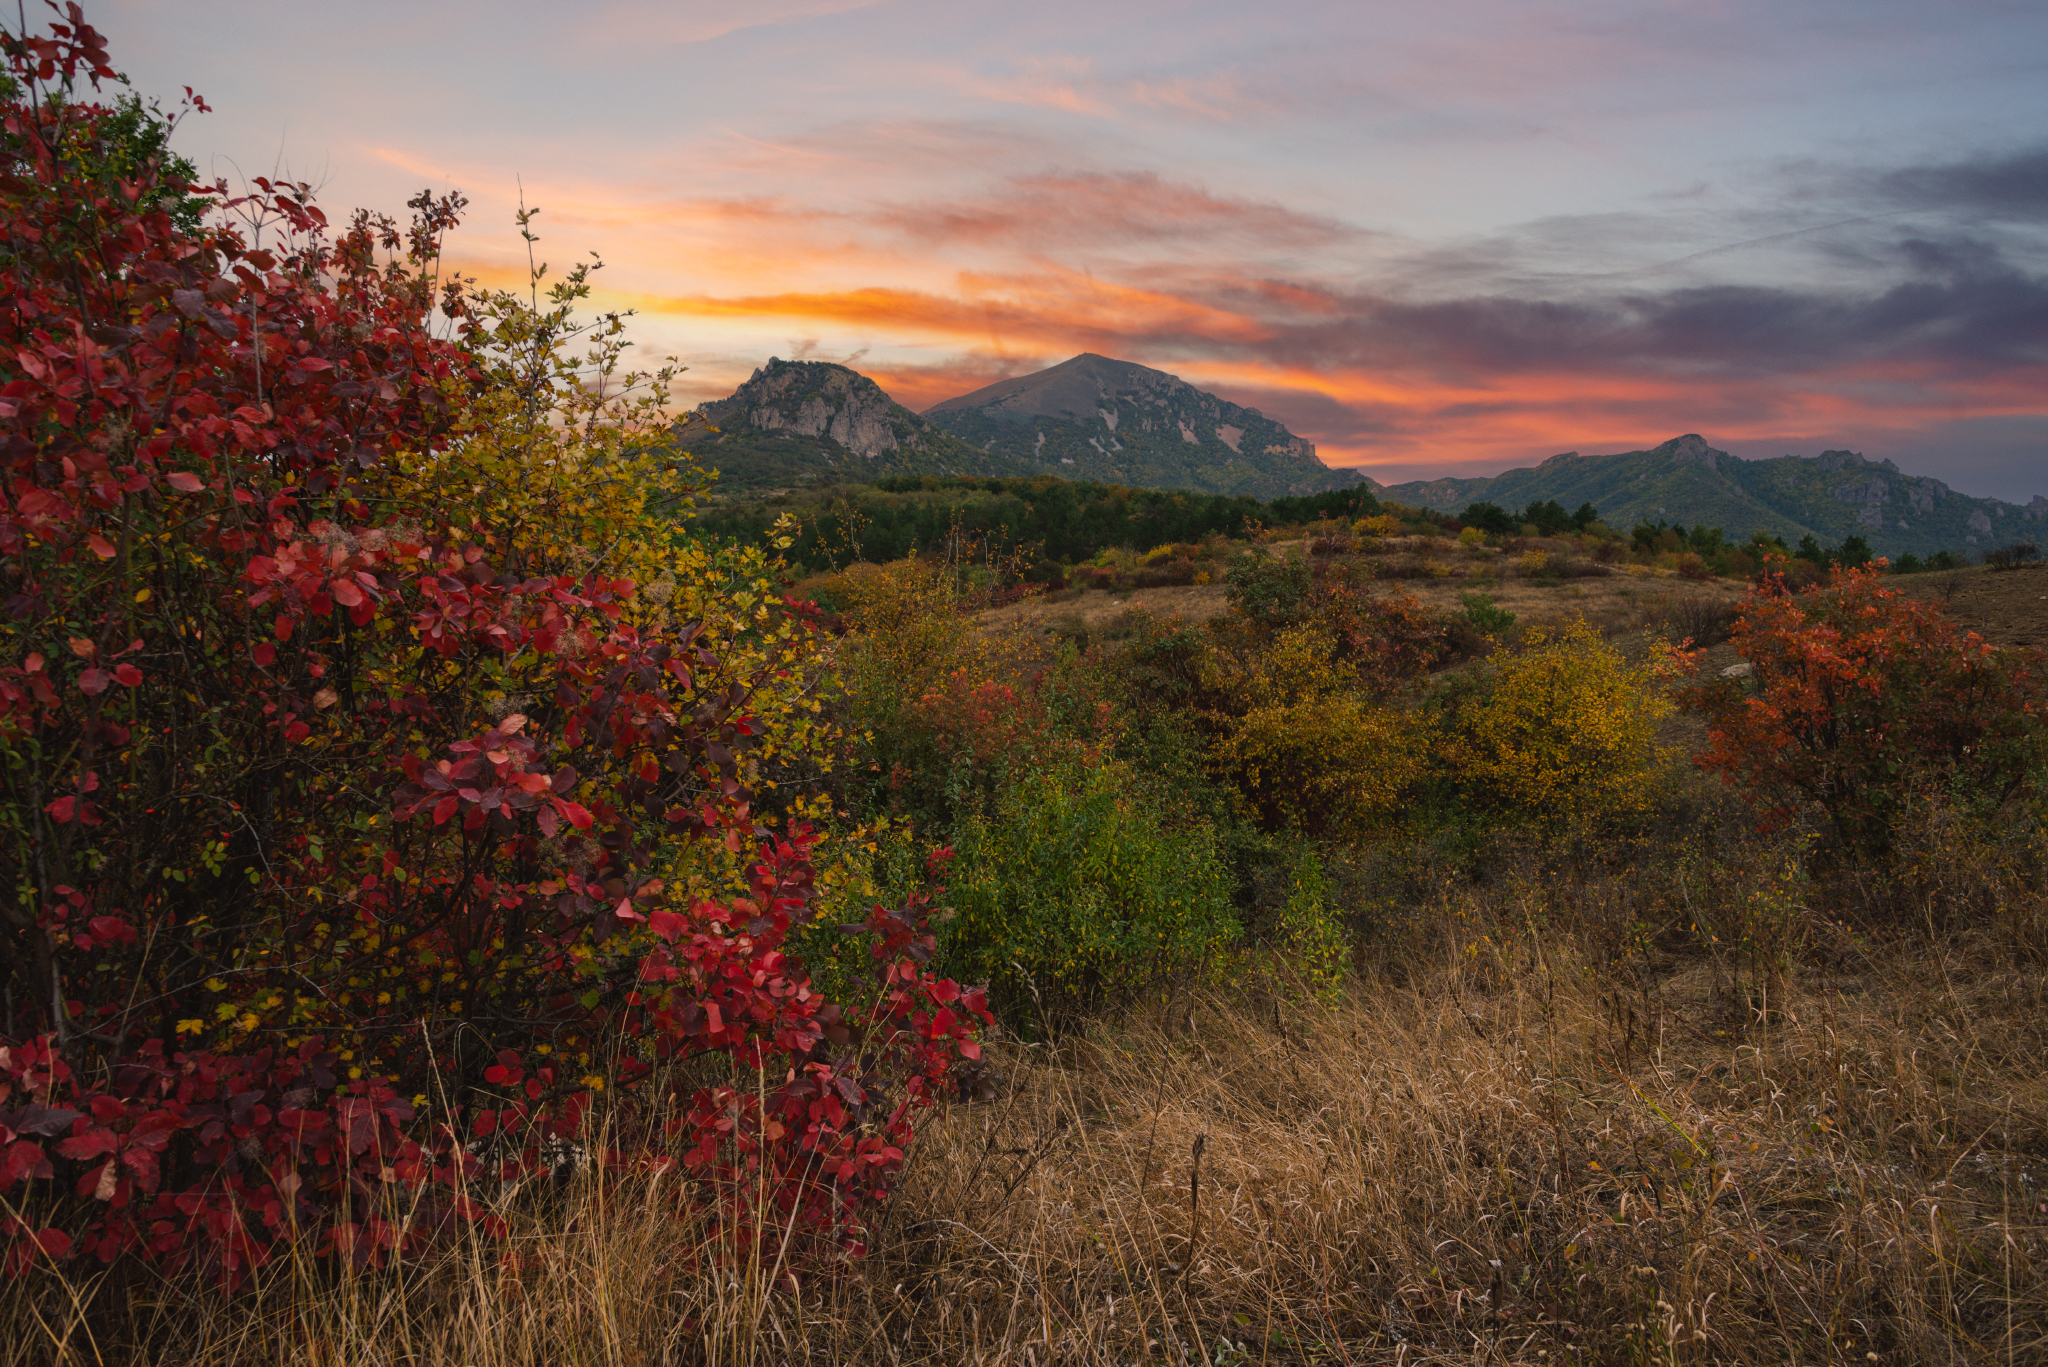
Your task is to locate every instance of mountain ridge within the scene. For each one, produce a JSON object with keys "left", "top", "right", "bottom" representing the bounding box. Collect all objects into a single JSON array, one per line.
[
  {"left": 921, "top": 353, "right": 1363, "bottom": 500},
  {"left": 672, "top": 353, "right": 1366, "bottom": 500},
  {"left": 1368, "top": 430, "right": 2039, "bottom": 553},
  {"left": 1372, "top": 434, "right": 2046, "bottom": 557}
]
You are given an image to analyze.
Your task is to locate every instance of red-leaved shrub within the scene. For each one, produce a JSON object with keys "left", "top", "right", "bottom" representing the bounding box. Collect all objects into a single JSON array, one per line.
[
  {"left": 1671, "top": 562, "right": 2047, "bottom": 856},
  {"left": 0, "top": 9, "right": 986, "bottom": 1282}
]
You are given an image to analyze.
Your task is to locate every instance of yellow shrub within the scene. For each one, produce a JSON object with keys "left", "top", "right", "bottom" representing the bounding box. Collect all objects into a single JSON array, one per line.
[
  {"left": 1441, "top": 619, "right": 1671, "bottom": 820},
  {"left": 1210, "top": 625, "right": 1424, "bottom": 837},
  {"left": 1354, "top": 514, "right": 1405, "bottom": 537},
  {"left": 1218, "top": 695, "right": 1423, "bottom": 838},
  {"left": 1458, "top": 526, "right": 1486, "bottom": 547},
  {"left": 1517, "top": 550, "right": 1552, "bottom": 576}
]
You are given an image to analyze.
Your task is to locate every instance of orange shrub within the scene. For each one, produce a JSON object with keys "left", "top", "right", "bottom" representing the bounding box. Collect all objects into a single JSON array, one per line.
[{"left": 1672, "top": 563, "right": 2047, "bottom": 856}]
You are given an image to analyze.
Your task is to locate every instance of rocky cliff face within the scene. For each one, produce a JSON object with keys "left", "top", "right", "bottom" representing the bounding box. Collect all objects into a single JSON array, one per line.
[
  {"left": 922, "top": 353, "right": 1362, "bottom": 500},
  {"left": 700, "top": 359, "right": 905, "bottom": 459}
]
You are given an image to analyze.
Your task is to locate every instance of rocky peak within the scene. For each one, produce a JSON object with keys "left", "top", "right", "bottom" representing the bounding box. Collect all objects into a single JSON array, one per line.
[
  {"left": 1813, "top": 448, "right": 1897, "bottom": 474},
  {"left": 921, "top": 353, "right": 1359, "bottom": 498},
  {"left": 700, "top": 359, "right": 904, "bottom": 460},
  {"left": 1664, "top": 434, "right": 1726, "bottom": 470}
]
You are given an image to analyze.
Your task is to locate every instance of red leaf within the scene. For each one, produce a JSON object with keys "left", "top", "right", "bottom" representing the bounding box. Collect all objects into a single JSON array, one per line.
[
  {"left": 77, "top": 668, "right": 110, "bottom": 694},
  {"left": 42, "top": 796, "right": 76, "bottom": 823},
  {"left": 87, "top": 915, "right": 136, "bottom": 946},
  {"left": 0, "top": 1140, "right": 47, "bottom": 1188},
  {"left": 252, "top": 642, "right": 276, "bottom": 667},
  {"left": 86, "top": 533, "right": 117, "bottom": 560},
  {"left": 554, "top": 799, "right": 593, "bottom": 830},
  {"left": 113, "top": 663, "right": 142, "bottom": 687},
  {"left": 57, "top": 1128, "right": 117, "bottom": 1162},
  {"left": 121, "top": 1146, "right": 161, "bottom": 1193},
  {"left": 166, "top": 471, "right": 204, "bottom": 492}
]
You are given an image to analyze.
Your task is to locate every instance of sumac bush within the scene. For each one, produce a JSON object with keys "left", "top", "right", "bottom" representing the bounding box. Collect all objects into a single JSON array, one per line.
[{"left": 0, "top": 14, "right": 985, "bottom": 1282}]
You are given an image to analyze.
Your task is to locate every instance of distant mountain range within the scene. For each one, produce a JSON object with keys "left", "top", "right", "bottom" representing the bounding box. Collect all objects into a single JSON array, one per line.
[
  {"left": 1372, "top": 434, "right": 2048, "bottom": 558},
  {"left": 671, "top": 353, "right": 1363, "bottom": 500},
  {"left": 671, "top": 362, "right": 2043, "bottom": 557}
]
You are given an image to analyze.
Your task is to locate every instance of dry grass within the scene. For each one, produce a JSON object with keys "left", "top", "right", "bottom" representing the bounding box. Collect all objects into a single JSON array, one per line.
[
  {"left": 977, "top": 543, "right": 1747, "bottom": 649},
  {"left": 1892, "top": 561, "right": 2048, "bottom": 649},
  {"left": 11, "top": 824, "right": 2047, "bottom": 1365}
]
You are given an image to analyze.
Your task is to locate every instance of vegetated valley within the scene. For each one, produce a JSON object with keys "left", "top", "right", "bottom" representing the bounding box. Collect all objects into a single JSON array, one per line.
[{"left": 4, "top": 16, "right": 2048, "bottom": 1367}]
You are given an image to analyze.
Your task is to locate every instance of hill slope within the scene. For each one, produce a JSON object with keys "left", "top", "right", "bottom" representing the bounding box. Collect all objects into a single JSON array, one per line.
[
  {"left": 1378, "top": 434, "right": 2048, "bottom": 557},
  {"left": 668, "top": 359, "right": 1038, "bottom": 494},
  {"left": 922, "top": 353, "right": 1363, "bottom": 501}
]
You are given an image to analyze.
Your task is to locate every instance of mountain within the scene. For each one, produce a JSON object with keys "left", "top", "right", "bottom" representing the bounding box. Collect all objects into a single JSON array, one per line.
[
  {"left": 1376, "top": 434, "right": 2048, "bottom": 557},
  {"left": 921, "top": 353, "right": 1364, "bottom": 500},
  {"left": 668, "top": 359, "right": 1039, "bottom": 494}
]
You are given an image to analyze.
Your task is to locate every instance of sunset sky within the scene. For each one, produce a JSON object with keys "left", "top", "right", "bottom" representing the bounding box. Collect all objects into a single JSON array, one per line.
[{"left": 96, "top": 0, "right": 2048, "bottom": 499}]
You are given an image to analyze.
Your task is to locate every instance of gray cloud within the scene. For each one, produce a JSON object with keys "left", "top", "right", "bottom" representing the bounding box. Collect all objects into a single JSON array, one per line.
[{"left": 1877, "top": 146, "right": 2048, "bottom": 220}]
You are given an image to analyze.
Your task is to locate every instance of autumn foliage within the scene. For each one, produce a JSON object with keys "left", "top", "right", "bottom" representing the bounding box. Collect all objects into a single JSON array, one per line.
[
  {"left": 0, "top": 10, "right": 986, "bottom": 1283},
  {"left": 1673, "top": 560, "right": 2047, "bottom": 855}
]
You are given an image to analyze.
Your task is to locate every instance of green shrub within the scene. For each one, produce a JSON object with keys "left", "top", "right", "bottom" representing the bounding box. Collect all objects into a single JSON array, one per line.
[
  {"left": 1459, "top": 591, "right": 1517, "bottom": 637},
  {"left": 1266, "top": 848, "right": 1346, "bottom": 1000},
  {"left": 1224, "top": 547, "right": 1313, "bottom": 627},
  {"left": 942, "top": 759, "right": 1240, "bottom": 1026}
]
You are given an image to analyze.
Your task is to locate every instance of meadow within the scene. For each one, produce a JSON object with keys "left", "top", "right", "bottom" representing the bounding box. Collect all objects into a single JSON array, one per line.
[{"left": 4, "top": 15, "right": 2048, "bottom": 1366}]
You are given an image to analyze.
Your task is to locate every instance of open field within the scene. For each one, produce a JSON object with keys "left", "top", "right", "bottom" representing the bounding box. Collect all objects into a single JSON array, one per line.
[
  {"left": 1893, "top": 561, "right": 2048, "bottom": 648},
  {"left": 982, "top": 544, "right": 2046, "bottom": 657},
  {"left": 28, "top": 833, "right": 2043, "bottom": 1367},
  {"left": 979, "top": 540, "right": 1748, "bottom": 646}
]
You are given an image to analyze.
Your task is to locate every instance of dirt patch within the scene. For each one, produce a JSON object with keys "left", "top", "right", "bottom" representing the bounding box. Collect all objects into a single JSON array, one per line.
[{"left": 1891, "top": 561, "right": 2048, "bottom": 648}]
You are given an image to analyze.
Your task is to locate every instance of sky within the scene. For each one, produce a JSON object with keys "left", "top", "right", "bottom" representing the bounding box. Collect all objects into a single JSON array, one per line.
[{"left": 85, "top": 0, "right": 2048, "bottom": 500}]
